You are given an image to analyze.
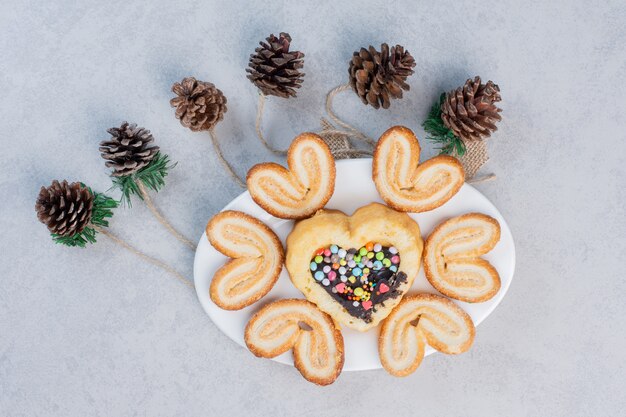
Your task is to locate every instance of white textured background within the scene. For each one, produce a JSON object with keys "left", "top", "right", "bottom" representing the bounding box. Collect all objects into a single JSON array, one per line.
[{"left": 1, "top": 1, "right": 625, "bottom": 416}]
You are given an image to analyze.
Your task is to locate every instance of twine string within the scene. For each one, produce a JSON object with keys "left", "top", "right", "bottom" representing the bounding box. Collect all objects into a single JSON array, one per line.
[
  {"left": 467, "top": 173, "right": 496, "bottom": 184},
  {"left": 255, "top": 93, "right": 288, "bottom": 156},
  {"left": 94, "top": 225, "right": 193, "bottom": 289},
  {"left": 318, "top": 118, "right": 373, "bottom": 158},
  {"left": 325, "top": 84, "right": 376, "bottom": 148},
  {"left": 208, "top": 128, "right": 246, "bottom": 188},
  {"left": 136, "top": 181, "right": 197, "bottom": 250}
]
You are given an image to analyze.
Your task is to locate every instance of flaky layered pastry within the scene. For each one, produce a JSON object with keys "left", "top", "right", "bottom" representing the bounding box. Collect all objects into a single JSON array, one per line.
[
  {"left": 247, "top": 133, "right": 336, "bottom": 219},
  {"left": 206, "top": 211, "right": 284, "bottom": 310},
  {"left": 245, "top": 299, "right": 344, "bottom": 385},
  {"left": 423, "top": 213, "right": 501, "bottom": 303},
  {"left": 373, "top": 126, "right": 465, "bottom": 212},
  {"left": 286, "top": 203, "right": 423, "bottom": 332},
  {"left": 379, "top": 293, "right": 475, "bottom": 377}
]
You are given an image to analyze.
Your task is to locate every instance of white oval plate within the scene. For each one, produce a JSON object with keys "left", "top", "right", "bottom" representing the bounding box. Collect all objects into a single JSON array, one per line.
[{"left": 194, "top": 158, "right": 515, "bottom": 371}]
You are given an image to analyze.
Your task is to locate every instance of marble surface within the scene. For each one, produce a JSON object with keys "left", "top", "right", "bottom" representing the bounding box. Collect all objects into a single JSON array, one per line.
[{"left": 1, "top": 0, "right": 625, "bottom": 416}]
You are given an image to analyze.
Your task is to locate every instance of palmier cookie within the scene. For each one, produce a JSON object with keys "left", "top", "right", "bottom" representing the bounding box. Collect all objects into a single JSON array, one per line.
[
  {"left": 373, "top": 126, "right": 465, "bottom": 212},
  {"left": 206, "top": 211, "right": 284, "bottom": 310},
  {"left": 424, "top": 213, "right": 501, "bottom": 303},
  {"left": 379, "top": 293, "right": 475, "bottom": 377},
  {"left": 245, "top": 299, "right": 344, "bottom": 385},
  {"left": 247, "top": 133, "right": 335, "bottom": 219}
]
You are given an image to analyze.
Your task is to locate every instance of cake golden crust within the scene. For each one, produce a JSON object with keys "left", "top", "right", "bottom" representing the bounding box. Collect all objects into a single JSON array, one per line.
[
  {"left": 378, "top": 293, "right": 475, "bottom": 377},
  {"left": 372, "top": 126, "right": 465, "bottom": 212},
  {"left": 285, "top": 203, "right": 423, "bottom": 332},
  {"left": 423, "top": 213, "right": 501, "bottom": 303},
  {"left": 206, "top": 210, "right": 284, "bottom": 310},
  {"left": 244, "top": 299, "right": 344, "bottom": 386},
  {"left": 246, "top": 133, "right": 336, "bottom": 219}
]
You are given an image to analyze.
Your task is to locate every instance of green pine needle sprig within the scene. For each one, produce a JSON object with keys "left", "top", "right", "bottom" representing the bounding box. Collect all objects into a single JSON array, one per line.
[
  {"left": 52, "top": 187, "right": 118, "bottom": 248},
  {"left": 111, "top": 152, "right": 176, "bottom": 206},
  {"left": 422, "top": 93, "right": 466, "bottom": 156}
]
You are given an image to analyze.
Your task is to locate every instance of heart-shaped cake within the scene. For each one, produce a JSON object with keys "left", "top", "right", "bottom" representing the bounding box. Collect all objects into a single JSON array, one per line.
[{"left": 285, "top": 203, "right": 423, "bottom": 331}]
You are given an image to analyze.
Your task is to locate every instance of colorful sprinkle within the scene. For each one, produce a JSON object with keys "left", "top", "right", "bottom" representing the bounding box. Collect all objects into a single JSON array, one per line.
[{"left": 310, "top": 243, "right": 403, "bottom": 316}]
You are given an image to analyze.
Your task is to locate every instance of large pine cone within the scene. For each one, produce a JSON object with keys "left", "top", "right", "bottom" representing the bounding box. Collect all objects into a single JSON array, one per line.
[
  {"left": 441, "top": 76, "right": 502, "bottom": 142},
  {"left": 99, "top": 122, "right": 160, "bottom": 176},
  {"left": 246, "top": 32, "right": 305, "bottom": 98},
  {"left": 348, "top": 43, "right": 416, "bottom": 109},
  {"left": 35, "top": 180, "right": 94, "bottom": 237},
  {"left": 170, "top": 77, "right": 227, "bottom": 131}
]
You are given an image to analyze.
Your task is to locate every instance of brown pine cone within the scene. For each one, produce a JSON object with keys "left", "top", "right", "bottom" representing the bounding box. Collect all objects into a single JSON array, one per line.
[
  {"left": 35, "top": 180, "right": 94, "bottom": 237},
  {"left": 348, "top": 43, "right": 416, "bottom": 109},
  {"left": 99, "top": 122, "right": 160, "bottom": 176},
  {"left": 441, "top": 76, "right": 502, "bottom": 142},
  {"left": 246, "top": 32, "right": 305, "bottom": 98},
  {"left": 170, "top": 77, "right": 227, "bottom": 131}
]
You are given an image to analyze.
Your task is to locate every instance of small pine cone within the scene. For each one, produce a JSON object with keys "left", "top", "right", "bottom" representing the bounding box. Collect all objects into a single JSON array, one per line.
[
  {"left": 35, "top": 180, "right": 94, "bottom": 237},
  {"left": 170, "top": 77, "right": 227, "bottom": 131},
  {"left": 441, "top": 76, "right": 502, "bottom": 142},
  {"left": 246, "top": 32, "right": 305, "bottom": 98},
  {"left": 99, "top": 122, "right": 160, "bottom": 177},
  {"left": 348, "top": 43, "right": 416, "bottom": 109}
]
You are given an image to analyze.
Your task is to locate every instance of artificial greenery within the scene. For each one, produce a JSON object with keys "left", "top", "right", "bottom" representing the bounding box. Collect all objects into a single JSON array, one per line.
[
  {"left": 111, "top": 152, "right": 176, "bottom": 206},
  {"left": 422, "top": 93, "right": 466, "bottom": 156},
  {"left": 52, "top": 187, "right": 118, "bottom": 248}
]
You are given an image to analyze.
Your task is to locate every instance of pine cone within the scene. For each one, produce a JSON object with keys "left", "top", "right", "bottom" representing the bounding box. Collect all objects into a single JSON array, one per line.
[
  {"left": 99, "top": 122, "right": 160, "bottom": 177},
  {"left": 348, "top": 43, "right": 416, "bottom": 109},
  {"left": 441, "top": 76, "right": 502, "bottom": 142},
  {"left": 35, "top": 180, "right": 94, "bottom": 237},
  {"left": 170, "top": 77, "right": 227, "bottom": 132},
  {"left": 246, "top": 32, "right": 305, "bottom": 98}
]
